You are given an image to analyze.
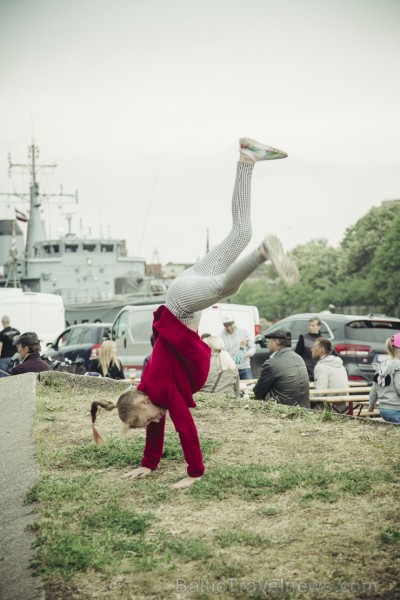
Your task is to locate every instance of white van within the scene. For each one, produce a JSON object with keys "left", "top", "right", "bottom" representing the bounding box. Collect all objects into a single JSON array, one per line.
[
  {"left": 0, "top": 289, "right": 65, "bottom": 346},
  {"left": 111, "top": 302, "right": 260, "bottom": 377},
  {"left": 198, "top": 303, "right": 260, "bottom": 339}
]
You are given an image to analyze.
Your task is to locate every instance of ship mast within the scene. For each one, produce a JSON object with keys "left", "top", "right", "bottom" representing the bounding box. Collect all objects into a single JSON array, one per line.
[
  {"left": 8, "top": 143, "right": 56, "bottom": 258},
  {"left": 3, "top": 143, "right": 77, "bottom": 259},
  {"left": 11, "top": 144, "right": 54, "bottom": 258},
  {"left": 0, "top": 142, "right": 78, "bottom": 289}
]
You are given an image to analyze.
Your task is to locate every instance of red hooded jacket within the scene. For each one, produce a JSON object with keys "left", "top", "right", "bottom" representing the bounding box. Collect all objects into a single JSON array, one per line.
[{"left": 137, "top": 305, "right": 211, "bottom": 477}]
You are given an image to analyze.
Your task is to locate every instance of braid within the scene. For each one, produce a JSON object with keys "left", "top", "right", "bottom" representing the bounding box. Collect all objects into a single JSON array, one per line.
[
  {"left": 90, "top": 388, "right": 143, "bottom": 446},
  {"left": 91, "top": 400, "right": 117, "bottom": 423},
  {"left": 90, "top": 400, "right": 117, "bottom": 446}
]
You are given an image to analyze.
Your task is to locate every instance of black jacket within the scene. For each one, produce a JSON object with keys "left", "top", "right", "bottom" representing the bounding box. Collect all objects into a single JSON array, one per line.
[
  {"left": 0, "top": 326, "right": 20, "bottom": 358},
  {"left": 295, "top": 332, "right": 321, "bottom": 380},
  {"left": 253, "top": 347, "right": 310, "bottom": 407},
  {"left": 88, "top": 358, "right": 125, "bottom": 379}
]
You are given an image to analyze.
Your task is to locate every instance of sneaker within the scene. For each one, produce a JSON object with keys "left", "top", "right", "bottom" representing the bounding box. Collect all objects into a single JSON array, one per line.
[
  {"left": 262, "top": 234, "right": 300, "bottom": 285},
  {"left": 240, "top": 137, "right": 288, "bottom": 161}
]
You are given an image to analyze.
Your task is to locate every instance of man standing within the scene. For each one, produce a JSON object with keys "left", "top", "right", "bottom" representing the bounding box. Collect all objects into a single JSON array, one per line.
[
  {"left": 220, "top": 313, "right": 255, "bottom": 380},
  {"left": 295, "top": 316, "right": 322, "bottom": 381},
  {"left": 312, "top": 337, "right": 348, "bottom": 412},
  {"left": 0, "top": 315, "right": 20, "bottom": 375},
  {"left": 253, "top": 328, "right": 310, "bottom": 407}
]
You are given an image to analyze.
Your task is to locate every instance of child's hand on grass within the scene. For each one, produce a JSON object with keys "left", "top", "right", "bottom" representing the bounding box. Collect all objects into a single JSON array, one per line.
[{"left": 122, "top": 467, "right": 151, "bottom": 480}]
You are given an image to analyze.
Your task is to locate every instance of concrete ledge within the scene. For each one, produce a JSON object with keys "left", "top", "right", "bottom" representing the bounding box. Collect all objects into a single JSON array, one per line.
[
  {"left": 0, "top": 373, "right": 45, "bottom": 600},
  {"left": 38, "top": 370, "right": 131, "bottom": 391},
  {"left": 0, "top": 371, "right": 131, "bottom": 600}
]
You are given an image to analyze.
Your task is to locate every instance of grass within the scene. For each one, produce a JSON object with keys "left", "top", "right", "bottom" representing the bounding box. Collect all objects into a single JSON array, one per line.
[
  {"left": 188, "top": 462, "right": 394, "bottom": 503},
  {"left": 29, "top": 376, "right": 400, "bottom": 599}
]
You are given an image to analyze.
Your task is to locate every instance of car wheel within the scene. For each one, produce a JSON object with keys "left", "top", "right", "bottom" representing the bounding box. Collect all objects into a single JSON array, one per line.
[{"left": 75, "top": 364, "right": 86, "bottom": 376}]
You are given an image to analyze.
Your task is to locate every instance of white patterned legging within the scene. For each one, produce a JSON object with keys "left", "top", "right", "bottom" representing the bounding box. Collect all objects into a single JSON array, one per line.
[{"left": 166, "top": 161, "right": 266, "bottom": 326}]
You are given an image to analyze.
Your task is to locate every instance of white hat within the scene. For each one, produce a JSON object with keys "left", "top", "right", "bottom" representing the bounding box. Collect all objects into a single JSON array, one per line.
[{"left": 222, "top": 313, "right": 235, "bottom": 325}]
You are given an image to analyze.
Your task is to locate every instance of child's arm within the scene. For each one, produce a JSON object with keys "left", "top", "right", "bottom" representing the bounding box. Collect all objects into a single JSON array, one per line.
[
  {"left": 141, "top": 415, "right": 166, "bottom": 471},
  {"left": 121, "top": 416, "right": 166, "bottom": 480},
  {"left": 167, "top": 389, "right": 205, "bottom": 479}
]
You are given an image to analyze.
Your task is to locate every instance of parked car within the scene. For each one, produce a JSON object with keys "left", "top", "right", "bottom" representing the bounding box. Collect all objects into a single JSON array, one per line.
[
  {"left": 112, "top": 302, "right": 260, "bottom": 378},
  {"left": 46, "top": 323, "right": 112, "bottom": 374},
  {"left": 251, "top": 312, "right": 400, "bottom": 382}
]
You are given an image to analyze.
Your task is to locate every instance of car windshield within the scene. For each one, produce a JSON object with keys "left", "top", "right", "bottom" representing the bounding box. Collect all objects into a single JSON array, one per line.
[
  {"left": 345, "top": 320, "right": 400, "bottom": 343},
  {"left": 80, "top": 328, "right": 99, "bottom": 344}
]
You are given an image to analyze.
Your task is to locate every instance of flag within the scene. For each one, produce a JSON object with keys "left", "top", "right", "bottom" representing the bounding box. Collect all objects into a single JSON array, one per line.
[{"left": 15, "top": 209, "right": 28, "bottom": 222}]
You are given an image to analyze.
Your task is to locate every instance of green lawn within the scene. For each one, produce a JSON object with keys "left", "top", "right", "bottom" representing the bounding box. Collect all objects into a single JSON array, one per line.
[{"left": 30, "top": 375, "right": 400, "bottom": 599}]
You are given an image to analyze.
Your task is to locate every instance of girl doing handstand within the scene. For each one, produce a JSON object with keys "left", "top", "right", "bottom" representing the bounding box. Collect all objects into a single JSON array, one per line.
[{"left": 91, "top": 137, "right": 299, "bottom": 489}]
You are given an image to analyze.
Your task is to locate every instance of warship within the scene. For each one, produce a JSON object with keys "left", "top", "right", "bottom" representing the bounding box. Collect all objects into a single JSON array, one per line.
[{"left": 0, "top": 143, "right": 167, "bottom": 324}]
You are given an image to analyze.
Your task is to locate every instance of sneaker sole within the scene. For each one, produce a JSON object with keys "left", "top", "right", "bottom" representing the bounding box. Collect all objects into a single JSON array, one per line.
[
  {"left": 274, "top": 255, "right": 300, "bottom": 285},
  {"left": 240, "top": 138, "right": 288, "bottom": 160},
  {"left": 264, "top": 234, "right": 284, "bottom": 260},
  {"left": 263, "top": 235, "right": 300, "bottom": 285}
]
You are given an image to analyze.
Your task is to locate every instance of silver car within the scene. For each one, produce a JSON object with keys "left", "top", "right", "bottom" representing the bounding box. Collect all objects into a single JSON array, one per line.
[{"left": 251, "top": 312, "right": 400, "bottom": 382}]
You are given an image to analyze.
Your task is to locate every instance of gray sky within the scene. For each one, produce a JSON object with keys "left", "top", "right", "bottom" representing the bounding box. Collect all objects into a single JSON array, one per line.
[{"left": 1, "top": 0, "right": 399, "bottom": 264}]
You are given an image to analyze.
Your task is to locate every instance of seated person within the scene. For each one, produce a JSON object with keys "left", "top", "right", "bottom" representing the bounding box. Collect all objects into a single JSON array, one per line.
[
  {"left": 201, "top": 335, "right": 242, "bottom": 397},
  {"left": 11, "top": 332, "right": 50, "bottom": 375},
  {"left": 369, "top": 334, "right": 400, "bottom": 424},
  {"left": 312, "top": 337, "right": 349, "bottom": 413},
  {"left": 89, "top": 340, "right": 125, "bottom": 379},
  {"left": 253, "top": 328, "right": 310, "bottom": 407}
]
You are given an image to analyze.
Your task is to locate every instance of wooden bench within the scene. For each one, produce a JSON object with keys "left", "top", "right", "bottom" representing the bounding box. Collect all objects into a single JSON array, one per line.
[
  {"left": 240, "top": 380, "right": 378, "bottom": 418},
  {"left": 309, "top": 386, "right": 377, "bottom": 417},
  {"left": 239, "top": 378, "right": 257, "bottom": 391}
]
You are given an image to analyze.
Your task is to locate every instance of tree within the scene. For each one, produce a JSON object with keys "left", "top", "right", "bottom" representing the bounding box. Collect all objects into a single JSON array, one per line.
[
  {"left": 369, "top": 211, "right": 400, "bottom": 314},
  {"left": 339, "top": 203, "right": 400, "bottom": 278},
  {"left": 290, "top": 239, "right": 341, "bottom": 288},
  {"left": 231, "top": 239, "right": 342, "bottom": 320},
  {"left": 230, "top": 205, "right": 400, "bottom": 321},
  {"left": 278, "top": 239, "right": 341, "bottom": 313}
]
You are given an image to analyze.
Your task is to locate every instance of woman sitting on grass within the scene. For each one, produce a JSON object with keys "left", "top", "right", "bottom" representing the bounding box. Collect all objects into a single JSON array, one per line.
[
  {"left": 201, "top": 335, "right": 241, "bottom": 397},
  {"left": 91, "top": 137, "right": 299, "bottom": 489},
  {"left": 368, "top": 333, "right": 400, "bottom": 424}
]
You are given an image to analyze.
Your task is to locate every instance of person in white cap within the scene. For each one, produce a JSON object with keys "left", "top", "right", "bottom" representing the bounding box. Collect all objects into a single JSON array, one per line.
[{"left": 220, "top": 313, "right": 255, "bottom": 379}]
